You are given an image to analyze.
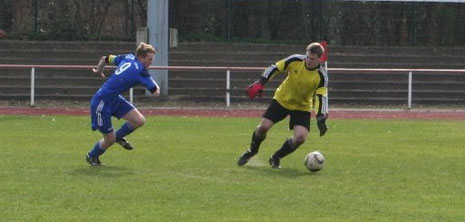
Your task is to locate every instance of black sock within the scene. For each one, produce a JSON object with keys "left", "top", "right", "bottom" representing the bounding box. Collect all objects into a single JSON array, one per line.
[
  {"left": 272, "top": 138, "right": 298, "bottom": 159},
  {"left": 249, "top": 131, "right": 266, "bottom": 154}
]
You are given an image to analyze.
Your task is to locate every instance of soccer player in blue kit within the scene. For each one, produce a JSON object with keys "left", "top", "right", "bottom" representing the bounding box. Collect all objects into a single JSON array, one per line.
[{"left": 86, "top": 42, "right": 160, "bottom": 166}]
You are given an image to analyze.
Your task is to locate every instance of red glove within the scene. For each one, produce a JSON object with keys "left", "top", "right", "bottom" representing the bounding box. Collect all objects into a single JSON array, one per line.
[{"left": 245, "top": 82, "right": 264, "bottom": 98}]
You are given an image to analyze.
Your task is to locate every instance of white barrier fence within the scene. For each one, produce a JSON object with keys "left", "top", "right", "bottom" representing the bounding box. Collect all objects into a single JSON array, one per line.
[{"left": 1, "top": 64, "right": 465, "bottom": 108}]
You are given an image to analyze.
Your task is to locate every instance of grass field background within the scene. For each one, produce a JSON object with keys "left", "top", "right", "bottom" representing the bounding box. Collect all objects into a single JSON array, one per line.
[{"left": 1, "top": 115, "right": 465, "bottom": 221}]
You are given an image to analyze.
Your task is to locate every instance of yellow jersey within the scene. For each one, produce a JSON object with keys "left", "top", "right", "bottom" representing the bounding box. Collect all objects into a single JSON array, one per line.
[{"left": 261, "top": 54, "right": 328, "bottom": 114}]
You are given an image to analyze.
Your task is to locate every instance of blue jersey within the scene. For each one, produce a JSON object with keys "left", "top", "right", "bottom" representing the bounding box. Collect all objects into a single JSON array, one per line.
[{"left": 95, "top": 54, "right": 158, "bottom": 101}]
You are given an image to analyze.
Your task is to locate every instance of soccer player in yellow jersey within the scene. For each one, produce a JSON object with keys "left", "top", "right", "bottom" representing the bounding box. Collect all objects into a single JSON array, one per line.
[{"left": 237, "top": 42, "right": 328, "bottom": 169}]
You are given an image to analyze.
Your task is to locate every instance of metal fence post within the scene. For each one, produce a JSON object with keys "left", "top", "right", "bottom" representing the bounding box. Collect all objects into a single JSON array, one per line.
[
  {"left": 226, "top": 69, "right": 230, "bottom": 107},
  {"left": 31, "top": 67, "right": 35, "bottom": 106},
  {"left": 408, "top": 71, "right": 412, "bottom": 109}
]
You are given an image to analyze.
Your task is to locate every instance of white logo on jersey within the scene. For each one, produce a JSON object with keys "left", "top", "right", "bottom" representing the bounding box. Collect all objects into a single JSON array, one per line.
[{"left": 125, "top": 54, "right": 135, "bottom": 60}]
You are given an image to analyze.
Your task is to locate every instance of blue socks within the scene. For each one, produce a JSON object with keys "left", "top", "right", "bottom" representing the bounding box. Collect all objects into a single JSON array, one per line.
[
  {"left": 88, "top": 141, "right": 105, "bottom": 158},
  {"left": 115, "top": 122, "right": 134, "bottom": 141},
  {"left": 88, "top": 122, "right": 134, "bottom": 158}
]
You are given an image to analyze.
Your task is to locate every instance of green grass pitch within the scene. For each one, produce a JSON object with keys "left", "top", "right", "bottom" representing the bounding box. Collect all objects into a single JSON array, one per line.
[{"left": 1, "top": 115, "right": 465, "bottom": 221}]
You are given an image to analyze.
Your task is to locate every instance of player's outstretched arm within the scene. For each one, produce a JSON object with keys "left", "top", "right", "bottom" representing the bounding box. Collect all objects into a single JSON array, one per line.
[
  {"left": 245, "top": 60, "right": 285, "bottom": 99},
  {"left": 92, "top": 56, "right": 107, "bottom": 78}
]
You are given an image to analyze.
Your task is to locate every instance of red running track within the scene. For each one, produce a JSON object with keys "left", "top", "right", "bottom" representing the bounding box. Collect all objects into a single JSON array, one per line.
[{"left": 1, "top": 107, "right": 465, "bottom": 120}]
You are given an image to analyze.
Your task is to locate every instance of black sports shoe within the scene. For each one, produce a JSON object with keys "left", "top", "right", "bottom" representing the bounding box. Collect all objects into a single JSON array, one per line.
[
  {"left": 116, "top": 137, "right": 134, "bottom": 150},
  {"left": 269, "top": 156, "right": 281, "bottom": 169},
  {"left": 237, "top": 149, "right": 256, "bottom": 166},
  {"left": 86, "top": 154, "right": 102, "bottom": 166}
]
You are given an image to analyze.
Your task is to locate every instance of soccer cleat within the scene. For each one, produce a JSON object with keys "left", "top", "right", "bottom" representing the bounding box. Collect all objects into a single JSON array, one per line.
[
  {"left": 269, "top": 156, "right": 281, "bottom": 169},
  {"left": 237, "top": 149, "right": 256, "bottom": 166},
  {"left": 86, "top": 154, "right": 102, "bottom": 166},
  {"left": 116, "top": 137, "right": 134, "bottom": 150}
]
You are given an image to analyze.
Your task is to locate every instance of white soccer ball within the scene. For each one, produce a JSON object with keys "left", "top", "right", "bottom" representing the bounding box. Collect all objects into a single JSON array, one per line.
[{"left": 304, "top": 151, "right": 325, "bottom": 172}]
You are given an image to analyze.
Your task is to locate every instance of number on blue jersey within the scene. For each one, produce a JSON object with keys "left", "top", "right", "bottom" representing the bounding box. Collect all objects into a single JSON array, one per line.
[{"left": 115, "top": 62, "right": 132, "bottom": 75}]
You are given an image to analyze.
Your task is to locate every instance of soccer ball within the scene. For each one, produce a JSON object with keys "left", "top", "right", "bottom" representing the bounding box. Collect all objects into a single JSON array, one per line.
[{"left": 304, "top": 151, "right": 325, "bottom": 172}]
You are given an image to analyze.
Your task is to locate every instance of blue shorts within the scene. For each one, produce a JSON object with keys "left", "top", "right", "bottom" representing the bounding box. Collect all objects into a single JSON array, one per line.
[{"left": 90, "top": 95, "right": 135, "bottom": 134}]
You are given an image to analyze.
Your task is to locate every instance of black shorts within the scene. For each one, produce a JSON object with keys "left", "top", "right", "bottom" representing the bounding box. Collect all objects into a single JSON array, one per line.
[{"left": 262, "top": 99, "right": 311, "bottom": 131}]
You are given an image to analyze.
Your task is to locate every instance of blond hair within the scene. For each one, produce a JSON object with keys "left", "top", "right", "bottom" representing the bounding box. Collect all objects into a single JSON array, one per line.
[
  {"left": 135, "top": 42, "right": 156, "bottom": 57},
  {"left": 306, "top": 42, "right": 324, "bottom": 58}
]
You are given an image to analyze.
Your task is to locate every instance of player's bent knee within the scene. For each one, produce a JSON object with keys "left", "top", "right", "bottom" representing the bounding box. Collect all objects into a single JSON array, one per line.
[
  {"left": 131, "top": 117, "right": 146, "bottom": 129},
  {"left": 257, "top": 124, "right": 271, "bottom": 135},
  {"left": 106, "top": 136, "right": 116, "bottom": 144},
  {"left": 256, "top": 127, "right": 267, "bottom": 135},
  {"left": 102, "top": 138, "right": 116, "bottom": 148},
  {"left": 293, "top": 135, "right": 307, "bottom": 146},
  {"left": 108, "top": 140, "right": 116, "bottom": 146},
  {"left": 102, "top": 133, "right": 116, "bottom": 147},
  {"left": 135, "top": 118, "right": 146, "bottom": 128}
]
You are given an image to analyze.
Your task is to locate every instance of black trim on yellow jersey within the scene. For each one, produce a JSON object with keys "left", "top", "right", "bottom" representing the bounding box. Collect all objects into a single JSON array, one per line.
[
  {"left": 314, "top": 65, "right": 328, "bottom": 115},
  {"left": 317, "top": 69, "right": 326, "bottom": 88},
  {"left": 261, "top": 54, "right": 305, "bottom": 84},
  {"left": 284, "top": 56, "right": 303, "bottom": 70},
  {"left": 316, "top": 94, "right": 323, "bottom": 114},
  {"left": 261, "top": 65, "right": 279, "bottom": 84}
]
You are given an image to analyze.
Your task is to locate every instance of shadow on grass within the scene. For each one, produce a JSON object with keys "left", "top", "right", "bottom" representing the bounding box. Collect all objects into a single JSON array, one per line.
[
  {"left": 69, "top": 165, "right": 135, "bottom": 178},
  {"left": 241, "top": 165, "right": 319, "bottom": 178}
]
